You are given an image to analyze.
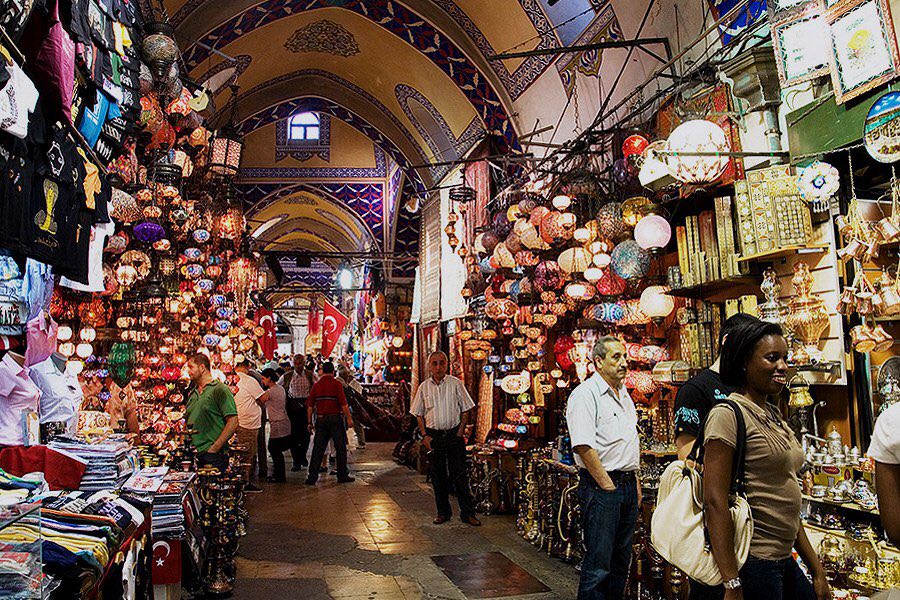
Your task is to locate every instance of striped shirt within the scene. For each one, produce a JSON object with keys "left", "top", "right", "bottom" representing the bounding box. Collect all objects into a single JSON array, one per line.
[
  {"left": 410, "top": 375, "right": 475, "bottom": 430},
  {"left": 280, "top": 370, "right": 312, "bottom": 398}
]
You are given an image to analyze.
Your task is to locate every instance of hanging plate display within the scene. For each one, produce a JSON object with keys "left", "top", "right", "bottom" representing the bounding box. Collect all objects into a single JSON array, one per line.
[
  {"left": 864, "top": 91, "right": 900, "bottom": 163},
  {"left": 798, "top": 161, "right": 840, "bottom": 210}
]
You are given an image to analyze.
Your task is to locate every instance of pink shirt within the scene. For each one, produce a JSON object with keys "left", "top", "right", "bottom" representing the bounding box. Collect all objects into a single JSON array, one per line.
[
  {"left": 24, "top": 311, "right": 58, "bottom": 367},
  {"left": 0, "top": 354, "right": 41, "bottom": 445}
]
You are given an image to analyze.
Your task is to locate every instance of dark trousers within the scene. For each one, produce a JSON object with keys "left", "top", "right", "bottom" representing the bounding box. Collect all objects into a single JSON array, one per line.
[
  {"left": 286, "top": 397, "right": 310, "bottom": 466},
  {"left": 577, "top": 471, "right": 638, "bottom": 600},
  {"left": 426, "top": 428, "right": 475, "bottom": 519},
  {"left": 267, "top": 435, "right": 292, "bottom": 481},
  {"left": 306, "top": 414, "right": 349, "bottom": 482},
  {"left": 197, "top": 451, "right": 228, "bottom": 472},
  {"left": 257, "top": 407, "right": 268, "bottom": 478},
  {"left": 689, "top": 580, "right": 723, "bottom": 600},
  {"left": 739, "top": 556, "right": 815, "bottom": 600}
]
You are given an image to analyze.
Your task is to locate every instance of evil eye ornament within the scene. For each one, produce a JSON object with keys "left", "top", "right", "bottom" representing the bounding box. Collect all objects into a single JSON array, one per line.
[
  {"left": 203, "top": 334, "right": 221, "bottom": 347},
  {"left": 184, "top": 248, "right": 202, "bottom": 260},
  {"left": 210, "top": 295, "right": 227, "bottom": 307},
  {"left": 483, "top": 365, "right": 494, "bottom": 374},
  {"left": 216, "top": 307, "right": 234, "bottom": 319},
  {"left": 214, "top": 320, "right": 231, "bottom": 334},
  {"left": 182, "top": 264, "right": 203, "bottom": 279},
  {"left": 196, "top": 279, "right": 214, "bottom": 292},
  {"left": 192, "top": 229, "right": 211, "bottom": 243}
]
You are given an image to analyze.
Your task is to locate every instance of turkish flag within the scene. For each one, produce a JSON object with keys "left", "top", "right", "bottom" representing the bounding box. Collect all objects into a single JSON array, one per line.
[
  {"left": 152, "top": 537, "right": 182, "bottom": 585},
  {"left": 321, "top": 299, "right": 349, "bottom": 358},
  {"left": 308, "top": 296, "right": 320, "bottom": 338},
  {"left": 255, "top": 307, "right": 276, "bottom": 360}
]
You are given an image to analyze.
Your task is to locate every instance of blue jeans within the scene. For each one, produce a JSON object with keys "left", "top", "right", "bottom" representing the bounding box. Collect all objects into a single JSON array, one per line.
[
  {"left": 577, "top": 473, "right": 638, "bottom": 600},
  {"left": 739, "top": 555, "right": 815, "bottom": 600}
]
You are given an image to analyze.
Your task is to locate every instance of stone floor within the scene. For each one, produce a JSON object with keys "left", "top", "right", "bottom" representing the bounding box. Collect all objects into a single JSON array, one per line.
[{"left": 233, "top": 443, "right": 578, "bottom": 600}]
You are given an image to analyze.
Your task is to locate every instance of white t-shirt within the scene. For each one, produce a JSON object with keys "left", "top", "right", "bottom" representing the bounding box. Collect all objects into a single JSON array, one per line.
[
  {"left": 60, "top": 221, "right": 115, "bottom": 292},
  {"left": 0, "top": 64, "right": 38, "bottom": 139},
  {"left": 234, "top": 373, "right": 265, "bottom": 429},
  {"left": 869, "top": 403, "right": 900, "bottom": 464}
]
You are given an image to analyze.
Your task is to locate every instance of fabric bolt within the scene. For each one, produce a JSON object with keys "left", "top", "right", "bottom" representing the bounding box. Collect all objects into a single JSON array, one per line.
[
  {"left": 410, "top": 375, "right": 475, "bottom": 430},
  {"left": 869, "top": 402, "right": 900, "bottom": 464},
  {"left": 0, "top": 64, "right": 39, "bottom": 139},
  {"left": 265, "top": 383, "right": 290, "bottom": 438},
  {"left": 566, "top": 373, "right": 640, "bottom": 472},
  {"left": 185, "top": 380, "right": 237, "bottom": 453},
  {"left": 234, "top": 372, "right": 265, "bottom": 429},
  {"left": 24, "top": 311, "right": 57, "bottom": 367},
  {"left": 0, "top": 353, "right": 40, "bottom": 446},
  {"left": 29, "top": 356, "right": 82, "bottom": 431},
  {"left": 59, "top": 220, "right": 114, "bottom": 292},
  {"left": 307, "top": 374, "right": 348, "bottom": 416},
  {"left": 704, "top": 393, "right": 805, "bottom": 561},
  {"left": 674, "top": 368, "right": 734, "bottom": 439}
]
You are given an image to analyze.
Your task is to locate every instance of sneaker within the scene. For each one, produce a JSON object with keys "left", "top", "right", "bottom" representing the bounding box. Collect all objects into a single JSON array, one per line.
[
  {"left": 244, "top": 483, "right": 263, "bottom": 493},
  {"left": 336, "top": 476, "right": 355, "bottom": 484}
]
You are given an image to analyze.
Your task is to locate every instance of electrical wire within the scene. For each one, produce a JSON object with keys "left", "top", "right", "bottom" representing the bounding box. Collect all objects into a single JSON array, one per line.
[{"left": 496, "top": 5, "right": 599, "bottom": 55}]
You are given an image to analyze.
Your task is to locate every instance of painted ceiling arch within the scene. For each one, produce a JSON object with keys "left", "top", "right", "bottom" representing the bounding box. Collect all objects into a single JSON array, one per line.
[{"left": 172, "top": 1, "right": 520, "bottom": 154}]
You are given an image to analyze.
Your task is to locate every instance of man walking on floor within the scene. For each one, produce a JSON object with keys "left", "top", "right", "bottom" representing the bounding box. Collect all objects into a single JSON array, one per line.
[
  {"left": 234, "top": 359, "right": 269, "bottom": 492},
  {"left": 410, "top": 351, "right": 480, "bottom": 526},
  {"left": 566, "top": 336, "right": 640, "bottom": 600},
  {"left": 185, "top": 354, "right": 239, "bottom": 472},
  {"left": 279, "top": 354, "right": 313, "bottom": 471},
  {"left": 305, "top": 361, "right": 356, "bottom": 485}
]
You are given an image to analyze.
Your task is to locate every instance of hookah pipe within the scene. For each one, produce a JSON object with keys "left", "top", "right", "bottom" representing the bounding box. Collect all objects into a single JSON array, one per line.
[{"left": 557, "top": 474, "right": 580, "bottom": 562}]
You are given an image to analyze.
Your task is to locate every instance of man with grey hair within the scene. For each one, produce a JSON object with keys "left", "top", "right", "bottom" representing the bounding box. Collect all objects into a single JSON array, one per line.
[
  {"left": 566, "top": 336, "right": 641, "bottom": 599},
  {"left": 410, "top": 350, "right": 479, "bottom": 526}
]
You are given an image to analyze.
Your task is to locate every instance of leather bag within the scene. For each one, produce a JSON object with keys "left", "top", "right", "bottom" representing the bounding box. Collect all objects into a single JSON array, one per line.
[{"left": 650, "top": 399, "right": 754, "bottom": 585}]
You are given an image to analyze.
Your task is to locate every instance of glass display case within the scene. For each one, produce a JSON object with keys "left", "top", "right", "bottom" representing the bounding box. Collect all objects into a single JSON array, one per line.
[{"left": 0, "top": 502, "right": 44, "bottom": 599}]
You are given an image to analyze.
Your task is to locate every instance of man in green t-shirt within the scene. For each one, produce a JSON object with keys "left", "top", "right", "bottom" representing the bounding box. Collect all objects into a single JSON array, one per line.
[{"left": 185, "top": 354, "right": 238, "bottom": 471}]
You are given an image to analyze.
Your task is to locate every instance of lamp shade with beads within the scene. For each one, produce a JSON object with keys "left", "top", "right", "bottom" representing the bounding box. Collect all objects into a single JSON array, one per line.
[{"left": 610, "top": 240, "right": 651, "bottom": 281}]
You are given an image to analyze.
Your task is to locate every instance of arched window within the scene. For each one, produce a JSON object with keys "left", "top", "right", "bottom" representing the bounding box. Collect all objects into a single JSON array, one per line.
[{"left": 288, "top": 112, "right": 320, "bottom": 141}]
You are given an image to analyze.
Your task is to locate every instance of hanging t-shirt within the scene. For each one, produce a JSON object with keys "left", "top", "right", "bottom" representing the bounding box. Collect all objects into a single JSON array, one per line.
[
  {"left": 0, "top": 64, "right": 39, "bottom": 139},
  {"left": 77, "top": 91, "right": 109, "bottom": 147},
  {"left": 29, "top": 357, "right": 83, "bottom": 432},
  {"left": 59, "top": 220, "right": 114, "bottom": 292}
]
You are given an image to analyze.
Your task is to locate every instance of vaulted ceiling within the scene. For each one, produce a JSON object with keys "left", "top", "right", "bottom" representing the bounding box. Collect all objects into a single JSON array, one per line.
[{"left": 163, "top": 0, "right": 634, "bottom": 295}]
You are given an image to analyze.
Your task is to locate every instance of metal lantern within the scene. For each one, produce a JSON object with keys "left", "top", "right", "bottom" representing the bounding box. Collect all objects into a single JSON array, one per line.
[
  {"left": 208, "top": 127, "right": 244, "bottom": 177},
  {"left": 228, "top": 256, "right": 258, "bottom": 318},
  {"left": 141, "top": 24, "right": 179, "bottom": 80},
  {"left": 664, "top": 119, "right": 730, "bottom": 184}
]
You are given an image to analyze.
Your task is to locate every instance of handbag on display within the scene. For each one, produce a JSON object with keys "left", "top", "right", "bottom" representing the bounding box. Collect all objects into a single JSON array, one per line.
[{"left": 650, "top": 398, "right": 754, "bottom": 586}]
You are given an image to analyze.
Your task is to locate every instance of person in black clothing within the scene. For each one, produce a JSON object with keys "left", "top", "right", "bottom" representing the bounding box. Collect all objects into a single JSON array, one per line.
[{"left": 674, "top": 312, "right": 759, "bottom": 600}]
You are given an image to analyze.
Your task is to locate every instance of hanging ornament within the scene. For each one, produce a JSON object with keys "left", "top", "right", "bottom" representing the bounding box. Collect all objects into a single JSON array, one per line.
[
  {"left": 228, "top": 256, "right": 258, "bottom": 318},
  {"left": 610, "top": 240, "right": 651, "bottom": 281},
  {"left": 798, "top": 161, "right": 839, "bottom": 213},
  {"left": 664, "top": 119, "right": 730, "bottom": 184}
]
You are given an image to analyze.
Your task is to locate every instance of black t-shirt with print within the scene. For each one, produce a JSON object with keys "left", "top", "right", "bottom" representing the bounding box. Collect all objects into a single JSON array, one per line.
[
  {"left": 674, "top": 368, "right": 735, "bottom": 439},
  {"left": 0, "top": 104, "right": 45, "bottom": 254}
]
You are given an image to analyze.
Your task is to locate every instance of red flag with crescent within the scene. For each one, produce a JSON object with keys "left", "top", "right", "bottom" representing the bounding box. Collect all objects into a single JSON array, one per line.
[
  {"left": 255, "top": 307, "right": 276, "bottom": 360},
  {"left": 321, "top": 299, "right": 349, "bottom": 358},
  {"left": 308, "top": 296, "right": 320, "bottom": 338},
  {"left": 152, "top": 538, "right": 182, "bottom": 584}
]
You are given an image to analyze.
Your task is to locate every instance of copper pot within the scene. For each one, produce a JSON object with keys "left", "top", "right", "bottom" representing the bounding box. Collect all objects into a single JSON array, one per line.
[
  {"left": 872, "top": 324, "right": 894, "bottom": 353},
  {"left": 835, "top": 215, "right": 853, "bottom": 237},
  {"left": 865, "top": 239, "right": 882, "bottom": 261},
  {"left": 838, "top": 238, "right": 865, "bottom": 262},
  {"left": 876, "top": 218, "right": 900, "bottom": 242},
  {"left": 837, "top": 286, "right": 857, "bottom": 315},
  {"left": 882, "top": 286, "right": 900, "bottom": 315},
  {"left": 856, "top": 291, "right": 875, "bottom": 315},
  {"left": 850, "top": 324, "right": 877, "bottom": 353}
]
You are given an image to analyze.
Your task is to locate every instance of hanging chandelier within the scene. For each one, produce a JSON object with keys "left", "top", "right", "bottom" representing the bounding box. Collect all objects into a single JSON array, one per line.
[
  {"left": 209, "top": 85, "right": 244, "bottom": 177},
  {"left": 228, "top": 253, "right": 258, "bottom": 318}
]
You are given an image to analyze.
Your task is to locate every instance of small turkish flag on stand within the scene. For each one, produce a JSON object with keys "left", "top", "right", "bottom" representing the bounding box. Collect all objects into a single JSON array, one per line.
[
  {"left": 321, "top": 299, "right": 349, "bottom": 358},
  {"left": 255, "top": 307, "right": 276, "bottom": 360}
]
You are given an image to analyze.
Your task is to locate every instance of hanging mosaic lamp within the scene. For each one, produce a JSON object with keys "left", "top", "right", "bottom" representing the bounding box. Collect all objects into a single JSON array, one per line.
[
  {"left": 610, "top": 240, "right": 651, "bottom": 281},
  {"left": 141, "top": 23, "right": 178, "bottom": 79},
  {"left": 228, "top": 256, "right": 258, "bottom": 318},
  {"left": 634, "top": 214, "right": 672, "bottom": 252},
  {"left": 133, "top": 220, "right": 166, "bottom": 244},
  {"left": 596, "top": 202, "right": 629, "bottom": 242},
  {"left": 664, "top": 119, "right": 730, "bottom": 184}
]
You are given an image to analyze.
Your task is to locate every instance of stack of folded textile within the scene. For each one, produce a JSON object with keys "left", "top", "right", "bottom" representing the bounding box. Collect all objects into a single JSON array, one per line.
[
  {"left": 151, "top": 471, "right": 197, "bottom": 538},
  {"left": 48, "top": 436, "right": 138, "bottom": 491}
]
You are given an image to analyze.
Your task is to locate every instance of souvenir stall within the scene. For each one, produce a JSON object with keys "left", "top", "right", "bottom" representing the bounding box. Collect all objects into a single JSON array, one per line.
[
  {"left": 446, "top": 17, "right": 900, "bottom": 598},
  {"left": 0, "top": 4, "right": 265, "bottom": 597}
]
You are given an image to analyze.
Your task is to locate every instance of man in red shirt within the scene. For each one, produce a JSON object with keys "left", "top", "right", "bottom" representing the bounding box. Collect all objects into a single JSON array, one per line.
[{"left": 305, "top": 362, "right": 355, "bottom": 485}]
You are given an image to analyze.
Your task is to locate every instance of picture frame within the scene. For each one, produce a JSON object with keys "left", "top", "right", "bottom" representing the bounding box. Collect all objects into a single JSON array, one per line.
[
  {"left": 772, "top": 4, "right": 832, "bottom": 86},
  {"left": 768, "top": 0, "right": 821, "bottom": 23},
  {"left": 827, "top": 0, "right": 900, "bottom": 103}
]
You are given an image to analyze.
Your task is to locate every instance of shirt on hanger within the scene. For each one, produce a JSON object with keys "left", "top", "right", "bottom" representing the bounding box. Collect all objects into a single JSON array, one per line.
[
  {"left": 0, "top": 64, "right": 39, "bottom": 139},
  {"left": 29, "top": 356, "right": 83, "bottom": 431},
  {"left": 0, "top": 353, "right": 41, "bottom": 446},
  {"left": 24, "top": 310, "right": 58, "bottom": 367},
  {"left": 59, "top": 220, "right": 113, "bottom": 292}
]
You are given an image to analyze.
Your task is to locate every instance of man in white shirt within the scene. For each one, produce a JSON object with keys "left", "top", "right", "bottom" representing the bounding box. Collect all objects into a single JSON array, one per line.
[
  {"left": 410, "top": 351, "right": 479, "bottom": 526},
  {"left": 870, "top": 402, "right": 900, "bottom": 544},
  {"left": 234, "top": 360, "right": 269, "bottom": 492},
  {"left": 566, "top": 336, "right": 641, "bottom": 600}
]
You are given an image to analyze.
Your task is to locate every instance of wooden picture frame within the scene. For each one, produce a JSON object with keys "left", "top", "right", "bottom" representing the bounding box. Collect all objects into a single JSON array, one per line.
[
  {"left": 827, "top": 0, "right": 900, "bottom": 103},
  {"left": 768, "top": 0, "right": 821, "bottom": 23},
  {"left": 772, "top": 3, "right": 832, "bottom": 86}
]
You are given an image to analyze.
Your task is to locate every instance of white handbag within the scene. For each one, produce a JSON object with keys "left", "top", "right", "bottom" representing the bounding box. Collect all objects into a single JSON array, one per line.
[{"left": 650, "top": 399, "right": 754, "bottom": 586}]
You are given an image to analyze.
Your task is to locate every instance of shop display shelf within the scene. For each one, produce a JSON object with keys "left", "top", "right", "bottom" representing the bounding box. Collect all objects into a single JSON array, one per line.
[
  {"left": 736, "top": 243, "right": 831, "bottom": 263},
  {"left": 666, "top": 275, "right": 759, "bottom": 301},
  {"left": 803, "top": 494, "right": 879, "bottom": 516},
  {"left": 793, "top": 361, "right": 843, "bottom": 376},
  {"left": 804, "top": 521, "right": 899, "bottom": 554}
]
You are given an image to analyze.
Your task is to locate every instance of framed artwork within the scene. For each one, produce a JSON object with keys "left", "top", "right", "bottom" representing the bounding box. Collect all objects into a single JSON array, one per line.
[
  {"left": 827, "top": 0, "right": 900, "bottom": 103},
  {"left": 772, "top": 5, "right": 832, "bottom": 85}
]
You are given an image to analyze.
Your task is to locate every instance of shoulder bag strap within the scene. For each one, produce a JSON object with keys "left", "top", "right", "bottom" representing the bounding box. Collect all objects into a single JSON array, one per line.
[{"left": 686, "top": 399, "right": 748, "bottom": 495}]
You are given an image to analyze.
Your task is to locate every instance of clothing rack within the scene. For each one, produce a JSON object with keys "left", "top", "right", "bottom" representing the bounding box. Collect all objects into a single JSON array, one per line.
[{"left": 1, "top": 24, "right": 109, "bottom": 174}]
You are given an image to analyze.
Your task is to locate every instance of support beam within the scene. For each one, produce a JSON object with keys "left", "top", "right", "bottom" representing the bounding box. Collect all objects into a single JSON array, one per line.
[{"left": 488, "top": 38, "right": 671, "bottom": 61}]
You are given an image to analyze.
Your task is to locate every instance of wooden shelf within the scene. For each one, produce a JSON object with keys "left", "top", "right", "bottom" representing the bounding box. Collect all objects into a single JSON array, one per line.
[
  {"left": 666, "top": 276, "right": 759, "bottom": 301},
  {"left": 804, "top": 521, "right": 898, "bottom": 553},
  {"left": 737, "top": 243, "right": 831, "bottom": 263},
  {"left": 641, "top": 450, "right": 677, "bottom": 458},
  {"left": 793, "top": 361, "right": 843, "bottom": 376}
]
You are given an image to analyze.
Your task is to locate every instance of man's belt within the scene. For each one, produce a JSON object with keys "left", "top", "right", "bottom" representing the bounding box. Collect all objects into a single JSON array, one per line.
[{"left": 579, "top": 469, "right": 636, "bottom": 485}]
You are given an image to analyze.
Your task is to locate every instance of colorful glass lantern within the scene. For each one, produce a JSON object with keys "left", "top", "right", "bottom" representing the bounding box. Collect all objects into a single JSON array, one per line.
[
  {"left": 664, "top": 119, "right": 730, "bottom": 184},
  {"left": 228, "top": 256, "right": 258, "bottom": 318},
  {"left": 552, "top": 194, "right": 572, "bottom": 210},
  {"left": 596, "top": 202, "right": 629, "bottom": 241},
  {"left": 639, "top": 285, "right": 675, "bottom": 321},
  {"left": 558, "top": 247, "right": 591, "bottom": 274},
  {"left": 621, "top": 196, "right": 650, "bottom": 227},
  {"left": 622, "top": 134, "right": 650, "bottom": 158},
  {"left": 208, "top": 126, "right": 244, "bottom": 176},
  {"left": 634, "top": 214, "right": 672, "bottom": 251},
  {"left": 610, "top": 240, "right": 651, "bottom": 281}
]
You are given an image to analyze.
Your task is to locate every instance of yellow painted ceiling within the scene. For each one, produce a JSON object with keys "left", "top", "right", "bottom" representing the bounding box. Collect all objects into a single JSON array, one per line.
[
  {"left": 241, "top": 117, "right": 377, "bottom": 170},
  {"left": 449, "top": 0, "right": 540, "bottom": 72},
  {"left": 191, "top": 7, "right": 478, "bottom": 154}
]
